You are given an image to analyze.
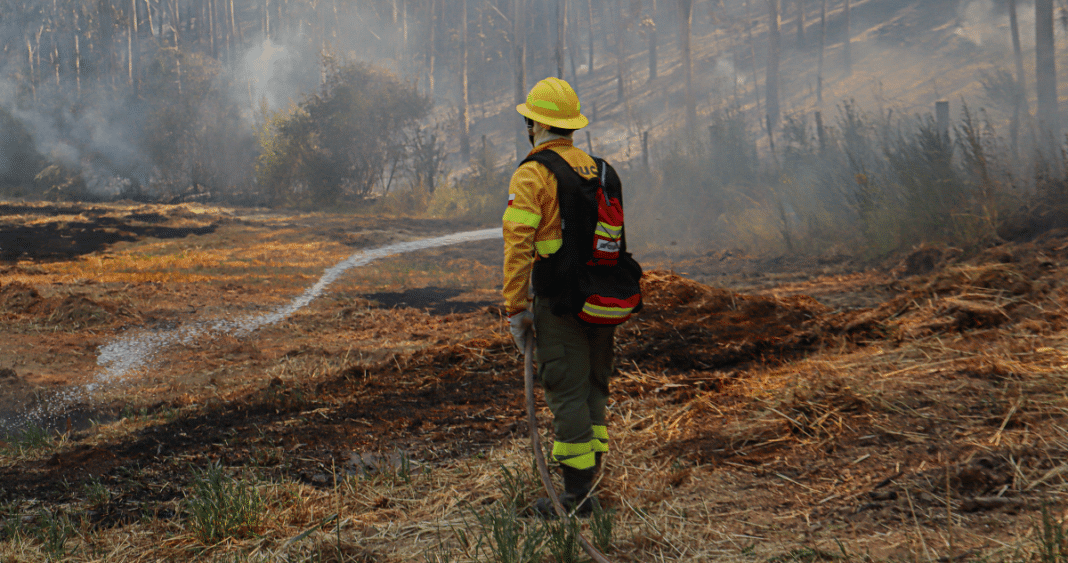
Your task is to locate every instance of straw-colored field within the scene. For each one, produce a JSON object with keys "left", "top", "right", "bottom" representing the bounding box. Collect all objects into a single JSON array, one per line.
[{"left": 1, "top": 200, "right": 1068, "bottom": 562}]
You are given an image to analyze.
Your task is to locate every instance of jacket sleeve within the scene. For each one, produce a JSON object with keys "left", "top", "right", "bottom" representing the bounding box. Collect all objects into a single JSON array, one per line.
[{"left": 502, "top": 163, "right": 544, "bottom": 315}]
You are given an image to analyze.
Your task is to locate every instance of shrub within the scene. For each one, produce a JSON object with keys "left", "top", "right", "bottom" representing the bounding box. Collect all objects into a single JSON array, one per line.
[
  {"left": 143, "top": 47, "right": 258, "bottom": 200},
  {"left": 0, "top": 106, "right": 46, "bottom": 194},
  {"left": 257, "top": 57, "right": 430, "bottom": 207},
  {"left": 428, "top": 137, "right": 510, "bottom": 223}
]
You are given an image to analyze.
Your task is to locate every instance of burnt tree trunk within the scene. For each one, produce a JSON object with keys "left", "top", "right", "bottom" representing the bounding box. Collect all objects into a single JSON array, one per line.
[
  {"left": 796, "top": 0, "right": 804, "bottom": 48},
  {"left": 1008, "top": 0, "right": 1027, "bottom": 153},
  {"left": 615, "top": 2, "right": 625, "bottom": 103},
  {"left": 843, "top": 0, "right": 852, "bottom": 75},
  {"left": 817, "top": 0, "right": 825, "bottom": 104},
  {"left": 766, "top": 0, "right": 781, "bottom": 131},
  {"left": 745, "top": 0, "right": 763, "bottom": 124},
  {"left": 556, "top": 0, "right": 566, "bottom": 78},
  {"left": 428, "top": 0, "right": 436, "bottom": 98},
  {"left": 587, "top": 0, "right": 595, "bottom": 75},
  {"left": 515, "top": 0, "right": 528, "bottom": 159},
  {"left": 679, "top": 0, "right": 695, "bottom": 133},
  {"left": 128, "top": 0, "right": 138, "bottom": 90},
  {"left": 648, "top": 2, "right": 657, "bottom": 82},
  {"left": 461, "top": 0, "right": 470, "bottom": 161},
  {"left": 1036, "top": 0, "right": 1058, "bottom": 139}
]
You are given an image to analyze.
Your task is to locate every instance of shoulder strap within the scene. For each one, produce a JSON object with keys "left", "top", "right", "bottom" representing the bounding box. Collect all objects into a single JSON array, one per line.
[{"left": 520, "top": 149, "right": 601, "bottom": 187}]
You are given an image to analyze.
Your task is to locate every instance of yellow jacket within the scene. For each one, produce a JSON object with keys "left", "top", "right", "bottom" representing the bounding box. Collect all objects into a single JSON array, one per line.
[{"left": 502, "top": 138, "right": 598, "bottom": 315}]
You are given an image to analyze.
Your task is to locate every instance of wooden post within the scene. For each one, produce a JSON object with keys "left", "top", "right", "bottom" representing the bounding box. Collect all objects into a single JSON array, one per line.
[
  {"left": 815, "top": 110, "right": 826, "bottom": 152},
  {"left": 767, "top": 114, "right": 777, "bottom": 155},
  {"left": 936, "top": 101, "right": 950, "bottom": 139},
  {"left": 642, "top": 131, "right": 649, "bottom": 170}
]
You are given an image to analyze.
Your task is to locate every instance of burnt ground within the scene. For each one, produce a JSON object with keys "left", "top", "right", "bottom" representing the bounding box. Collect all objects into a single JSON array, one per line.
[{"left": 2, "top": 201, "right": 1068, "bottom": 560}]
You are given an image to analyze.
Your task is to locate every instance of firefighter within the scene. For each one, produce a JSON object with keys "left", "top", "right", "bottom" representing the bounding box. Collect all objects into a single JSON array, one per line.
[{"left": 503, "top": 77, "right": 611, "bottom": 517}]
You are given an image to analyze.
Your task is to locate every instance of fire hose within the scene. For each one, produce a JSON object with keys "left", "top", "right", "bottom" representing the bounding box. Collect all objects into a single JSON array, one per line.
[{"left": 523, "top": 334, "right": 612, "bottom": 563}]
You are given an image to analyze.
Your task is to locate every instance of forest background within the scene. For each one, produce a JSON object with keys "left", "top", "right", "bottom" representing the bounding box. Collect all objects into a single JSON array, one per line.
[{"left": 2, "top": 0, "right": 1068, "bottom": 259}]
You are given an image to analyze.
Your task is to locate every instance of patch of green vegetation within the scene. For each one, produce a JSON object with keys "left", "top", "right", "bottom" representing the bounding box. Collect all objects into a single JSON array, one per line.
[
  {"left": 1037, "top": 504, "right": 1068, "bottom": 563},
  {"left": 495, "top": 462, "right": 541, "bottom": 511},
  {"left": 82, "top": 476, "right": 111, "bottom": 508},
  {"left": 185, "top": 460, "right": 265, "bottom": 544},
  {"left": 4, "top": 422, "right": 55, "bottom": 456},
  {"left": 25, "top": 508, "right": 77, "bottom": 562}
]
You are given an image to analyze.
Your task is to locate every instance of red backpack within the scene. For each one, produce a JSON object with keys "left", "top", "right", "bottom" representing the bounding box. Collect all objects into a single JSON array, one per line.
[{"left": 523, "top": 150, "right": 643, "bottom": 325}]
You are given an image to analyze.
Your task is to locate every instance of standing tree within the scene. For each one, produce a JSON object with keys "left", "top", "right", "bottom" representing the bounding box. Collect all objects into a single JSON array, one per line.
[
  {"left": 427, "top": 0, "right": 436, "bottom": 99},
  {"left": 766, "top": 0, "right": 781, "bottom": 131},
  {"left": 514, "top": 0, "right": 528, "bottom": 159},
  {"left": 587, "top": 0, "right": 595, "bottom": 75},
  {"left": 556, "top": 0, "right": 566, "bottom": 78},
  {"left": 745, "top": 0, "right": 763, "bottom": 123},
  {"left": 796, "top": 0, "right": 805, "bottom": 47},
  {"left": 614, "top": 1, "right": 626, "bottom": 103},
  {"left": 1008, "top": 0, "right": 1027, "bottom": 152},
  {"left": 679, "top": 0, "right": 695, "bottom": 134},
  {"left": 1035, "top": 0, "right": 1058, "bottom": 139},
  {"left": 645, "top": 2, "right": 657, "bottom": 82},
  {"left": 817, "top": 0, "right": 826, "bottom": 105},
  {"left": 843, "top": 0, "right": 852, "bottom": 75},
  {"left": 460, "top": 0, "right": 471, "bottom": 161}
]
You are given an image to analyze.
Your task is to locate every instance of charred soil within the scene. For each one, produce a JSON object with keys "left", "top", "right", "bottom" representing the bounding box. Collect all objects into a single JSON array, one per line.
[{"left": 1, "top": 201, "right": 1068, "bottom": 561}]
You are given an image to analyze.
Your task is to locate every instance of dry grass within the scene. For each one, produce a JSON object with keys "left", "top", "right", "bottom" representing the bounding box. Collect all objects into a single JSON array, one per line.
[{"left": 3, "top": 203, "right": 1068, "bottom": 563}]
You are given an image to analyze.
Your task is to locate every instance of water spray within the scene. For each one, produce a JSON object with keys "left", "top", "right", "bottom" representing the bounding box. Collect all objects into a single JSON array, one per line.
[{"left": 9, "top": 228, "right": 503, "bottom": 433}]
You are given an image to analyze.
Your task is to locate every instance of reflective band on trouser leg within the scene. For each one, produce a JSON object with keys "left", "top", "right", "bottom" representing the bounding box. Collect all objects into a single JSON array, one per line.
[
  {"left": 551, "top": 440, "right": 596, "bottom": 470},
  {"left": 591, "top": 425, "right": 609, "bottom": 453},
  {"left": 503, "top": 207, "right": 541, "bottom": 228}
]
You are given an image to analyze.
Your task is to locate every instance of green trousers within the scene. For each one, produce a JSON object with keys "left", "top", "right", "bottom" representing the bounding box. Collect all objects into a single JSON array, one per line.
[{"left": 534, "top": 297, "right": 616, "bottom": 470}]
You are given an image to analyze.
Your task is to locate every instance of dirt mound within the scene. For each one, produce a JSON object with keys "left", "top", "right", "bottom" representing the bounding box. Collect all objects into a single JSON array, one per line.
[
  {"left": 0, "top": 284, "right": 125, "bottom": 328},
  {"left": 620, "top": 271, "right": 829, "bottom": 371},
  {"left": 0, "top": 282, "right": 42, "bottom": 313},
  {"left": 829, "top": 239, "right": 1068, "bottom": 338},
  {"left": 47, "top": 294, "right": 117, "bottom": 326}
]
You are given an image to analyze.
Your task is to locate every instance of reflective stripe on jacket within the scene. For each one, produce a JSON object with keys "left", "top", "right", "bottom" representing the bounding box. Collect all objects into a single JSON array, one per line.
[{"left": 502, "top": 138, "right": 598, "bottom": 315}]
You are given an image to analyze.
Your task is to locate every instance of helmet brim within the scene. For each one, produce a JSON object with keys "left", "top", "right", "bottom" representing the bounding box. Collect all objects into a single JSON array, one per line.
[{"left": 516, "top": 103, "right": 589, "bottom": 130}]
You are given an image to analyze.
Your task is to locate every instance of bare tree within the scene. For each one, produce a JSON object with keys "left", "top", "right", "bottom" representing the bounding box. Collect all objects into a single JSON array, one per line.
[
  {"left": 796, "top": 0, "right": 804, "bottom": 47},
  {"left": 427, "top": 0, "right": 436, "bottom": 99},
  {"left": 128, "top": 0, "right": 138, "bottom": 90},
  {"left": 1007, "top": 0, "right": 1027, "bottom": 152},
  {"left": 514, "top": 0, "right": 528, "bottom": 159},
  {"left": 843, "top": 0, "right": 852, "bottom": 75},
  {"left": 556, "top": 0, "right": 566, "bottom": 78},
  {"left": 745, "top": 0, "right": 763, "bottom": 123},
  {"left": 817, "top": 0, "right": 826, "bottom": 105},
  {"left": 646, "top": 2, "right": 657, "bottom": 82},
  {"left": 614, "top": 1, "right": 626, "bottom": 103},
  {"left": 1036, "top": 0, "right": 1058, "bottom": 138},
  {"left": 766, "top": 0, "right": 781, "bottom": 131},
  {"left": 679, "top": 0, "right": 695, "bottom": 134},
  {"left": 587, "top": 0, "right": 595, "bottom": 75},
  {"left": 461, "top": 0, "right": 470, "bottom": 161}
]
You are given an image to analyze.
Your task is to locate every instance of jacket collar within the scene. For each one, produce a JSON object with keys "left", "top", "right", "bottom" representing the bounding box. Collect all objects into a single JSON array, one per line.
[{"left": 528, "top": 137, "right": 574, "bottom": 156}]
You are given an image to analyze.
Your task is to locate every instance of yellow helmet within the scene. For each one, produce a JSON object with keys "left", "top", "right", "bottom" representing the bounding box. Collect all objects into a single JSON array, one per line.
[{"left": 516, "top": 77, "right": 589, "bottom": 130}]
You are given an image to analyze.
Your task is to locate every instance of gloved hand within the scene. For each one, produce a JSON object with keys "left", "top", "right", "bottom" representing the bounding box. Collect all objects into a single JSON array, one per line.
[{"left": 508, "top": 309, "right": 534, "bottom": 355}]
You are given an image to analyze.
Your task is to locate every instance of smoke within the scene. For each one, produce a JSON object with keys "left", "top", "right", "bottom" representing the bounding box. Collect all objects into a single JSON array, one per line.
[
  {"left": 0, "top": 0, "right": 422, "bottom": 199},
  {"left": 954, "top": 0, "right": 1037, "bottom": 50},
  {"left": 240, "top": 39, "right": 321, "bottom": 118}
]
